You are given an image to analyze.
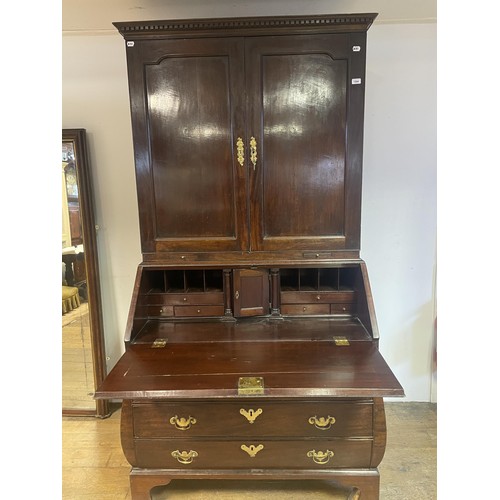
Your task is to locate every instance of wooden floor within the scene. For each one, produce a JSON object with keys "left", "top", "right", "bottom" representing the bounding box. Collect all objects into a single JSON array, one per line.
[{"left": 62, "top": 402, "right": 436, "bottom": 499}]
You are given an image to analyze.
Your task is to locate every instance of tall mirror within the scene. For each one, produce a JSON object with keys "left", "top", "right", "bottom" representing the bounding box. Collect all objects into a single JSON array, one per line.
[{"left": 62, "top": 129, "right": 109, "bottom": 417}]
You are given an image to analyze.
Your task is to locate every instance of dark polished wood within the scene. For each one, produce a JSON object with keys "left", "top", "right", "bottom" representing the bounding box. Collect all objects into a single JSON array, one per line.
[
  {"left": 232, "top": 268, "right": 270, "bottom": 317},
  {"left": 113, "top": 13, "right": 378, "bottom": 39},
  {"left": 122, "top": 25, "right": 369, "bottom": 259},
  {"left": 132, "top": 399, "right": 375, "bottom": 438},
  {"left": 96, "top": 339, "right": 403, "bottom": 400},
  {"left": 96, "top": 12, "right": 404, "bottom": 500},
  {"left": 247, "top": 34, "right": 351, "bottom": 252},
  {"left": 135, "top": 438, "right": 373, "bottom": 469},
  {"left": 63, "top": 129, "right": 109, "bottom": 418},
  {"left": 371, "top": 397, "right": 388, "bottom": 467},
  {"left": 126, "top": 37, "right": 247, "bottom": 254},
  {"left": 128, "top": 468, "right": 378, "bottom": 499}
]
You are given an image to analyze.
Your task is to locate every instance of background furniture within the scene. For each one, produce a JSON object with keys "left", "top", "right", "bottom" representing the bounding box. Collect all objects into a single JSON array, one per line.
[{"left": 62, "top": 285, "right": 80, "bottom": 314}]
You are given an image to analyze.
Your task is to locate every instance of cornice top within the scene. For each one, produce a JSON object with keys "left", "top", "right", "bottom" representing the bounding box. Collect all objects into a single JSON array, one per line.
[{"left": 113, "top": 13, "right": 378, "bottom": 39}]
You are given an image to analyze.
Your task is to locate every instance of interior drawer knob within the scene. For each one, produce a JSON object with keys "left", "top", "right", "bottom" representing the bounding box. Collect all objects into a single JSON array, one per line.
[
  {"left": 169, "top": 415, "right": 197, "bottom": 431},
  {"left": 308, "top": 415, "right": 336, "bottom": 430},
  {"left": 239, "top": 408, "right": 263, "bottom": 423},
  {"left": 171, "top": 449, "right": 198, "bottom": 464},
  {"left": 307, "top": 449, "right": 334, "bottom": 465}
]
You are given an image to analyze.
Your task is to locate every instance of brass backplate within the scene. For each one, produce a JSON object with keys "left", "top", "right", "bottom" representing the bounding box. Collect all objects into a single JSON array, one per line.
[
  {"left": 333, "top": 336, "right": 350, "bottom": 346},
  {"left": 238, "top": 376, "right": 264, "bottom": 395},
  {"left": 152, "top": 338, "right": 167, "bottom": 348}
]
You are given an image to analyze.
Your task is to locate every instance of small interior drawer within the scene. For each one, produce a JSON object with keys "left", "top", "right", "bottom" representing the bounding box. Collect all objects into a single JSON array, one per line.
[
  {"left": 280, "top": 304, "right": 330, "bottom": 315},
  {"left": 330, "top": 303, "right": 355, "bottom": 314},
  {"left": 135, "top": 305, "right": 174, "bottom": 317},
  {"left": 173, "top": 305, "right": 225, "bottom": 317},
  {"left": 280, "top": 291, "right": 356, "bottom": 304},
  {"left": 144, "top": 292, "right": 224, "bottom": 306}
]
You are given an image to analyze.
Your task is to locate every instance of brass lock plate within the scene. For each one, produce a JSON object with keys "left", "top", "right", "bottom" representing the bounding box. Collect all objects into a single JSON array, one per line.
[
  {"left": 151, "top": 338, "right": 167, "bottom": 348},
  {"left": 332, "top": 336, "right": 350, "bottom": 346},
  {"left": 238, "top": 376, "right": 264, "bottom": 396}
]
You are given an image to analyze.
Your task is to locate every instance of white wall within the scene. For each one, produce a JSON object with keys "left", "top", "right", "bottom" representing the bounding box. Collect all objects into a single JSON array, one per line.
[
  {"left": 63, "top": 34, "right": 142, "bottom": 370},
  {"left": 62, "top": 2, "right": 436, "bottom": 401},
  {"left": 362, "top": 23, "right": 436, "bottom": 401}
]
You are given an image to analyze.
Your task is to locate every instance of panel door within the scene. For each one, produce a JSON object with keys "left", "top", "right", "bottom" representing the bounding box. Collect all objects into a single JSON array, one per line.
[
  {"left": 232, "top": 269, "right": 270, "bottom": 317},
  {"left": 245, "top": 34, "right": 366, "bottom": 252},
  {"left": 126, "top": 38, "right": 249, "bottom": 254}
]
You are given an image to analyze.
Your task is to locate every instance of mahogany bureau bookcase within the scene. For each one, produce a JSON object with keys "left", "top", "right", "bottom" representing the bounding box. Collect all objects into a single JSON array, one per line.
[{"left": 95, "top": 13, "right": 404, "bottom": 500}]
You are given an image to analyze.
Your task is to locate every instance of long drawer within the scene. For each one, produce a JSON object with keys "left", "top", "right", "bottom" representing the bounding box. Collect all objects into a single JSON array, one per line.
[
  {"left": 132, "top": 400, "right": 373, "bottom": 438},
  {"left": 134, "top": 438, "right": 373, "bottom": 469}
]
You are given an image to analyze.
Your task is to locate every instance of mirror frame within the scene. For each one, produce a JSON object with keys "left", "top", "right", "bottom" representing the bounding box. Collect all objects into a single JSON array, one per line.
[{"left": 62, "top": 128, "right": 109, "bottom": 418}]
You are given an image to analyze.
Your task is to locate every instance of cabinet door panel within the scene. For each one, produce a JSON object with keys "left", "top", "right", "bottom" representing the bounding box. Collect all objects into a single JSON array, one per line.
[
  {"left": 233, "top": 269, "right": 270, "bottom": 317},
  {"left": 127, "top": 38, "right": 248, "bottom": 253},
  {"left": 246, "top": 35, "right": 363, "bottom": 251}
]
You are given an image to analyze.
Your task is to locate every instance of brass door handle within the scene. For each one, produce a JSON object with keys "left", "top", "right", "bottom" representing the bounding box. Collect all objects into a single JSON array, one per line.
[
  {"left": 169, "top": 415, "right": 197, "bottom": 431},
  {"left": 307, "top": 449, "right": 334, "bottom": 465},
  {"left": 308, "top": 415, "right": 336, "bottom": 430},
  {"left": 250, "top": 136, "right": 257, "bottom": 170},
  {"left": 171, "top": 449, "right": 198, "bottom": 464},
  {"left": 236, "top": 137, "right": 245, "bottom": 166}
]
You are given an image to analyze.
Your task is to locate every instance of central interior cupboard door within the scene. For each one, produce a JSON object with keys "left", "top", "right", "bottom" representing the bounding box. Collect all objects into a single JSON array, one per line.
[
  {"left": 126, "top": 38, "right": 248, "bottom": 254},
  {"left": 246, "top": 35, "right": 358, "bottom": 252}
]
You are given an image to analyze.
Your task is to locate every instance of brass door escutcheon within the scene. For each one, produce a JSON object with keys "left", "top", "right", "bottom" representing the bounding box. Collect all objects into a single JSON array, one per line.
[
  {"left": 169, "top": 415, "right": 197, "bottom": 431},
  {"left": 171, "top": 449, "right": 198, "bottom": 464},
  {"left": 240, "top": 408, "right": 263, "bottom": 423},
  {"left": 241, "top": 444, "right": 264, "bottom": 457},
  {"left": 250, "top": 136, "right": 257, "bottom": 170},
  {"left": 308, "top": 415, "right": 336, "bottom": 430},
  {"left": 236, "top": 137, "right": 245, "bottom": 166},
  {"left": 307, "top": 449, "right": 334, "bottom": 465}
]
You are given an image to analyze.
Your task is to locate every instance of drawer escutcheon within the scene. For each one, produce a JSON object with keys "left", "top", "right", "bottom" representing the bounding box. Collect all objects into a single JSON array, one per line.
[
  {"left": 241, "top": 444, "right": 264, "bottom": 457},
  {"left": 308, "top": 415, "right": 336, "bottom": 430},
  {"left": 169, "top": 415, "right": 197, "bottom": 431},
  {"left": 307, "top": 449, "right": 334, "bottom": 465},
  {"left": 239, "top": 408, "right": 263, "bottom": 423},
  {"left": 171, "top": 449, "right": 198, "bottom": 464}
]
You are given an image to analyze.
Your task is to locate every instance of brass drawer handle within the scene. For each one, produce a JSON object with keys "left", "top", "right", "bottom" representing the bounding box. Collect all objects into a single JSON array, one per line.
[
  {"left": 308, "top": 415, "right": 336, "bottom": 430},
  {"left": 240, "top": 408, "right": 263, "bottom": 423},
  {"left": 169, "top": 415, "right": 197, "bottom": 431},
  {"left": 241, "top": 444, "right": 264, "bottom": 457},
  {"left": 171, "top": 449, "right": 198, "bottom": 464},
  {"left": 307, "top": 449, "right": 334, "bottom": 465}
]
